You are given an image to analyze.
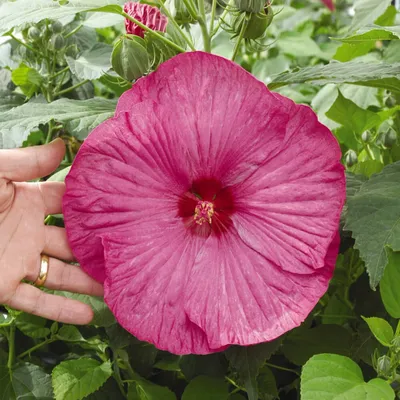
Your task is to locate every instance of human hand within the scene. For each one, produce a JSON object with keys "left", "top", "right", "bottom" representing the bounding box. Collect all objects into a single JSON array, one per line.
[{"left": 0, "top": 139, "right": 103, "bottom": 324}]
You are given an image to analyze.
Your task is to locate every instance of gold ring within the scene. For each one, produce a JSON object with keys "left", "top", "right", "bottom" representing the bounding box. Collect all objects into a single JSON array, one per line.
[{"left": 34, "top": 255, "right": 49, "bottom": 287}]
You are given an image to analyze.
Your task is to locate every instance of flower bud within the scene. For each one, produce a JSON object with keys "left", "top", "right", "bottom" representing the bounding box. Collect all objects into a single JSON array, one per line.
[
  {"left": 165, "top": 0, "right": 193, "bottom": 24},
  {"left": 124, "top": 2, "right": 168, "bottom": 38},
  {"left": 344, "top": 150, "right": 358, "bottom": 167},
  {"left": 382, "top": 128, "right": 397, "bottom": 148},
  {"left": 111, "top": 36, "right": 149, "bottom": 81},
  {"left": 243, "top": 5, "right": 273, "bottom": 39},
  {"left": 391, "top": 335, "right": 400, "bottom": 350},
  {"left": 376, "top": 355, "right": 391, "bottom": 377},
  {"left": 385, "top": 95, "right": 396, "bottom": 108},
  {"left": 50, "top": 34, "right": 65, "bottom": 50},
  {"left": 233, "top": 0, "right": 264, "bottom": 13},
  {"left": 51, "top": 20, "right": 63, "bottom": 34},
  {"left": 361, "top": 130, "right": 372, "bottom": 143},
  {"left": 27, "top": 26, "right": 41, "bottom": 41}
]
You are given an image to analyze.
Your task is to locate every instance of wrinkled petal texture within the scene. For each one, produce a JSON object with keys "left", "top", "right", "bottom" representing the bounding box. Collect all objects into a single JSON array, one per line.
[
  {"left": 63, "top": 52, "right": 345, "bottom": 354},
  {"left": 124, "top": 2, "right": 168, "bottom": 37},
  {"left": 321, "top": 0, "right": 335, "bottom": 11}
]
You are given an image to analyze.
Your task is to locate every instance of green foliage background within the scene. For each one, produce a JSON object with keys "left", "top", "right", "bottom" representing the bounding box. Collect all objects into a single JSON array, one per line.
[{"left": 1, "top": 0, "right": 400, "bottom": 399}]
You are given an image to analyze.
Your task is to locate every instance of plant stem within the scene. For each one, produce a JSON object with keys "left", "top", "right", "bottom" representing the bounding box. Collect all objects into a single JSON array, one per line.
[
  {"left": 365, "top": 144, "right": 375, "bottom": 160},
  {"left": 225, "top": 376, "right": 246, "bottom": 392},
  {"left": 50, "top": 66, "right": 70, "bottom": 80},
  {"left": 64, "top": 24, "right": 83, "bottom": 39},
  {"left": 45, "top": 120, "right": 54, "bottom": 143},
  {"left": 197, "top": 0, "right": 211, "bottom": 52},
  {"left": 265, "top": 362, "right": 300, "bottom": 376},
  {"left": 157, "top": 1, "right": 196, "bottom": 51},
  {"left": 211, "top": 5, "right": 230, "bottom": 37},
  {"left": 198, "top": 18, "right": 211, "bottom": 52},
  {"left": 9, "top": 33, "right": 41, "bottom": 56},
  {"left": 122, "top": 12, "right": 186, "bottom": 53},
  {"left": 114, "top": 366, "right": 127, "bottom": 398},
  {"left": 7, "top": 325, "right": 16, "bottom": 372},
  {"left": 209, "top": 0, "right": 217, "bottom": 35},
  {"left": 18, "top": 339, "right": 54, "bottom": 359},
  {"left": 231, "top": 16, "right": 248, "bottom": 61},
  {"left": 182, "top": 0, "right": 199, "bottom": 20},
  {"left": 54, "top": 79, "right": 89, "bottom": 97}
]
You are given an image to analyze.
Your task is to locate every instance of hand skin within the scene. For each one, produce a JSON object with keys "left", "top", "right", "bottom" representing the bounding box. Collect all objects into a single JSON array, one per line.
[{"left": 0, "top": 139, "right": 103, "bottom": 324}]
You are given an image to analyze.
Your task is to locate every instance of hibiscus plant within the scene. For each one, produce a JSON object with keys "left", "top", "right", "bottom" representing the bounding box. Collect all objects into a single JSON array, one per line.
[{"left": 1, "top": 0, "right": 400, "bottom": 399}]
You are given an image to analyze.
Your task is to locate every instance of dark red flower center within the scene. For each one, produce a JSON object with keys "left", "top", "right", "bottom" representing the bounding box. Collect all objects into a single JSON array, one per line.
[{"left": 178, "top": 178, "right": 235, "bottom": 236}]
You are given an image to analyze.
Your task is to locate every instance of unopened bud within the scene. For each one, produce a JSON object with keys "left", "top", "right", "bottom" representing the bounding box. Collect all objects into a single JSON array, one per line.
[
  {"left": 361, "top": 130, "right": 372, "bottom": 143},
  {"left": 111, "top": 36, "right": 149, "bottom": 81},
  {"left": 344, "top": 150, "right": 358, "bottom": 167},
  {"left": 377, "top": 355, "right": 391, "bottom": 377},
  {"left": 382, "top": 128, "right": 397, "bottom": 148}
]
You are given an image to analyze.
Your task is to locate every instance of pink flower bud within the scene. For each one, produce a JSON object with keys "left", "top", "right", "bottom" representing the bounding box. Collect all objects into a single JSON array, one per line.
[
  {"left": 321, "top": 0, "right": 334, "bottom": 11},
  {"left": 124, "top": 2, "right": 168, "bottom": 38}
]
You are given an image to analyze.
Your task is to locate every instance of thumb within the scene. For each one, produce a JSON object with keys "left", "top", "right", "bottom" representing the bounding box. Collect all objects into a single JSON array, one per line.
[{"left": 0, "top": 139, "right": 66, "bottom": 182}]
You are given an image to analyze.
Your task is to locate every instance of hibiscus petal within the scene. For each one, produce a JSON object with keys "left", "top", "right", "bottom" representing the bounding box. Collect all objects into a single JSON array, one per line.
[
  {"left": 116, "top": 51, "right": 291, "bottom": 184},
  {"left": 231, "top": 99, "right": 345, "bottom": 275},
  {"left": 184, "top": 231, "right": 338, "bottom": 348},
  {"left": 101, "top": 229, "right": 226, "bottom": 355},
  {"left": 63, "top": 101, "right": 195, "bottom": 282}
]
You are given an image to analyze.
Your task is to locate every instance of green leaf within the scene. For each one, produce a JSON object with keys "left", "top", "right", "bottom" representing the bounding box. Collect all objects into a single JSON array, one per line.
[
  {"left": 154, "top": 355, "right": 181, "bottom": 372},
  {"left": 225, "top": 339, "right": 282, "bottom": 400},
  {"left": 346, "top": 172, "right": 368, "bottom": 199},
  {"left": 257, "top": 366, "right": 278, "bottom": 400},
  {"left": 362, "top": 317, "right": 394, "bottom": 347},
  {"left": 380, "top": 248, "right": 400, "bottom": 318},
  {"left": 182, "top": 376, "right": 229, "bottom": 400},
  {"left": 55, "top": 325, "right": 85, "bottom": 342},
  {"left": 52, "top": 291, "right": 115, "bottom": 327},
  {"left": 0, "top": 362, "right": 54, "bottom": 400},
  {"left": 322, "top": 295, "right": 353, "bottom": 325},
  {"left": 277, "top": 33, "right": 327, "bottom": 59},
  {"left": 13, "top": 363, "right": 54, "bottom": 399},
  {"left": 375, "top": 5, "right": 397, "bottom": 26},
  {"left": 15, "top": 313, "right": 51, "bottom": 338},
  {"left": 345, "top": 162, "right": 400, "bottom": 288},
  {"left": 67, "top": 43, "right": 112, "bottom": 80},
  {"left": 326, "top": 91, "right": 381, "bottom": 134},
  {"left": 268, "top": 62, "right": 400, "bottom": 93},
  {"left": 48, "top": 166, "right": 72, "bottom": 183},
  {"left": 384, "top": 41, "right": 400, "bottom": 63},
  {"left": 334, "top": 42, "right": 375, "bottom": 63},
  {"left": 180, "top": 354, "right": 227, "bottom": 380},
  {"left": 0, "top": 97, "right": 116, "bottom": 142},
  {"left": 338, "top": 27, "right": 400, "bottom": 44},
  {"left": 301, "top": 354, "right": 395, "bottom": 400},
  {"left": 333, "top": 26, "right": 400, "bottom": 62},
  {"left": 349, "top": 160, "right": 384, "bottom": 178},
  {"left": 52, "top": 359, "right": 112, "bottom": 400},
  {"left": 127, "top": 378, "right": 177, "bottom": 400},
  {"left": 282, "top": 324, "right": 351, "bottom": 366},
  {"left": 11, "top": 63, "right": 43, "bottom": 98},
  {"left": 0, "top": 0, "right": 125, "bottom": 36},
  {"left": 349, "top": 0, "right": 392, "bottom": 33}
]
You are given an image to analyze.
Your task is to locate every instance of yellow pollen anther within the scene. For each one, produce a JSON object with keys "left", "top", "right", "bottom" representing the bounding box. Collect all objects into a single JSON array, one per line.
[{"left": 194, "top": 201, "right": 214, "bottom": 225}]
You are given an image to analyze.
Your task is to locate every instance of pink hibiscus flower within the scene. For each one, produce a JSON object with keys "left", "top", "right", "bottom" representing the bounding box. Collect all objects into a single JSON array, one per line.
[
  {"left": 321, "top": 0, "right": 335, "bottom": 11},
  {"left": 124, "top": 2, "right": 168, "bottom": 38},
  {"left": 63, "top": 52, "right": 345, "bottom": 355}
]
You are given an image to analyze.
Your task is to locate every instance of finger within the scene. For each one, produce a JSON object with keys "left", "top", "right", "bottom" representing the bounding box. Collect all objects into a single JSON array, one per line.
[
  {"left": 0, "top": 138, "right": 65, "bottom": 182},
  {"left": 38, "top": 181, "right": 65, "bottom": 215},
  {"left": 44, "top": 226, "right": 75, "bottom": 261},
  {"left": 6, "top": 283, "right": 94, "bottom": 324},
  {"left": 44, "top": 257, "right": 104, "bottom": 297}
]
